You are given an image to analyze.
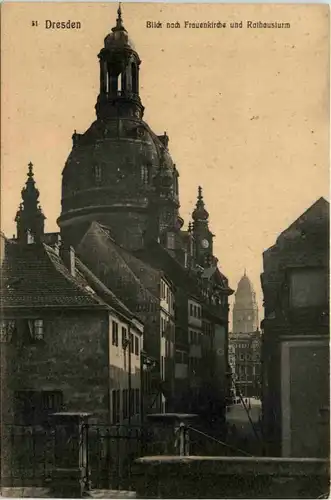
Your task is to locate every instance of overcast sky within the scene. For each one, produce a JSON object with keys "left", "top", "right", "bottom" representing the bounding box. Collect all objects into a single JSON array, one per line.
[{"left": 2, "top": 3, "right": 329, "bottom": 323}]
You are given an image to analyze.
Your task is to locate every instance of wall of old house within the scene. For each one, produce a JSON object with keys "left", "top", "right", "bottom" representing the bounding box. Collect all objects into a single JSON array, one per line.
[
  {"left": 7, "top": 309, "right": 110, "bottom": 424},
  {"left": 108, "top": 313, "right": 143, "bottom": 424},
  {"left": 261, "top": 200, "right": 329, "bottom": 457}
]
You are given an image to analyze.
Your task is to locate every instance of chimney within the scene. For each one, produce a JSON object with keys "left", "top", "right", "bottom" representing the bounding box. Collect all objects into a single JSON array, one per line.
[{"left": 60, "top": 243, "right": 76, "bottom": 277}]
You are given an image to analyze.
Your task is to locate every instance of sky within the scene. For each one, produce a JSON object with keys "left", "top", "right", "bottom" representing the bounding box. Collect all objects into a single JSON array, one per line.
[{"left": 1, "top": 2, "right": 329, "bottom": 323}]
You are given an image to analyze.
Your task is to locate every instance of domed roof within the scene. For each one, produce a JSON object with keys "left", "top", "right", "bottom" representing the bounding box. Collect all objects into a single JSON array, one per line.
[
  {"left": 192, "top": 186, "right": 209, "bottom": 222},
  {"left": 104, "top": 5, "right": 136, "bottom": 51},
  {"left": 60, "top": 118, "right": 176, "bottom": 219},
  {"left": 236, "top": 271, "right": 255, "bottom": 296}
]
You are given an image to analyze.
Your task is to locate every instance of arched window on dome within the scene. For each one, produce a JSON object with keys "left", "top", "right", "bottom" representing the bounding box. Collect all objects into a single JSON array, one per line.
[
  {"left": 117, "top": 73, "right": 122, "bottom": 94},
  {"left": 167, "top": 232, "right": 176, "bottom": 250},
  {"left": 141, "top": 165, "right": 150, "bottom": 185},
  {"left": 94, "top": 165, "right": 102, "bottom": 185},
  {"left": 131, "top": 63, "right": 138, "bottom": 94}
]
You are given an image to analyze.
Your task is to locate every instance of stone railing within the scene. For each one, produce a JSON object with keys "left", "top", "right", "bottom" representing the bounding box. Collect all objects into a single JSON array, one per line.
[{"left": 132, "top": 455, "right": 329, "bottom": 499}]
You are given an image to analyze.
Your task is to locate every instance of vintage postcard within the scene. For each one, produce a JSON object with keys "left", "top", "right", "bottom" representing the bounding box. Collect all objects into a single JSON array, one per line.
[{"left": 0, "top": 2, "right": 329, "bottom": 498}]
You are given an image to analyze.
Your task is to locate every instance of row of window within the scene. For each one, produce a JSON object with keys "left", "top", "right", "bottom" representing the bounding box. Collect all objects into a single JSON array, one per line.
[
  {"left": 112, "top": 321, "right": 140, "bottom": 355},
  {"left": 238, "top": 353, "right": 253, "bottom": 361},
  {"left": 165, "top": 339, "right": 174, "bottom": 358},
  {"left": 188, "top": 356, "right": 201, "bottom": 374},
  {"left": 14, "top": 390, "right": 63, "bottom": 425},
  {"left": 0, "top": 319, "right": 44, "bottom": 343},
  {"left": 160, "top": 356, "right": 166, "bottom": 380},
  {"left": 175, "top": 350, "right": 188, "bottom": 364},
  {"left": 161, "top": 317, "right": 175, "bottom": 340},
  {"left": 189, "top": 329, "right": 200, "bottom": 345},
  {"left": 202, "top": 321, "right": 213, "bottom": 336},
  {"left": 189, "top": 303, "right": 202, "bottom": 319},
  {"left": 160, "top": 281, "right": 174, "bottom": 310},
  {"left": 111, "top": 388, "right": 140, "bottom": 424}
]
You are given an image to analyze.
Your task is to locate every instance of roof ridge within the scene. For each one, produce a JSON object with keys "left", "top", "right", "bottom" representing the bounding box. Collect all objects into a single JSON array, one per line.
[
  {"left": 43, "top": 243, "right": 105, "bottom": 307},
  {"left": 80, "top": 223, "right": 159, "bottom": 307},
  {"left": 95, "top": 224, "right": 159, "bottom": 299},
  {"left": 75, "top": 257, "right": 135, "bottom": 318}
]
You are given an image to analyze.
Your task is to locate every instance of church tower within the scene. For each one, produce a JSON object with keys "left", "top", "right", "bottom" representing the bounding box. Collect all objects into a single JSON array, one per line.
[
  {"left": 15, "top": 162, "right": 45, "bottom": 244},
  {"left": 192, "top": 187, "right": 215, "bottom": 268},
  {"left": 57, "top": 5, "right": 181, "bottom": 251},
  {"left": 232, "top": 272, "right": 259, "bottom": 333}
]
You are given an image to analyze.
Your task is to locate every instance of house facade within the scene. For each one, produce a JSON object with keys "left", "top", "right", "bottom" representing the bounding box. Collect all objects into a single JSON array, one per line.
[{"left": 261, "top": 197, "right": 329, "bottom": 458}]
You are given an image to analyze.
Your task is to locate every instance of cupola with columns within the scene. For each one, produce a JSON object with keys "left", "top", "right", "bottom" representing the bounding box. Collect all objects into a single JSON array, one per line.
[{"left": 96, "top": 4, "right": 144, "bottom": 120}]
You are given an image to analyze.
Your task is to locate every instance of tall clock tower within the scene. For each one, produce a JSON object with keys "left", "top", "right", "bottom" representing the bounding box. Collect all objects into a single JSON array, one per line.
[
  {"left": 232, "top": 272, "right": 259, "bottom": 333},
  {"left": 192, "top": 186, "right": 215, "bottom": 268}
]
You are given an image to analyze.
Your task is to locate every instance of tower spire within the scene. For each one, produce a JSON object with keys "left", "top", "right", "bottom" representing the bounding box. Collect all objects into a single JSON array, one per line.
[
  {"left": 113, "top": 2, "right": 125, "bottom": 32},
  {"left": 192, "top": 185, "right": 209, "bottom": 223},
  {"left": 15, "top": 162, "right": 46, "bottom": 244}
]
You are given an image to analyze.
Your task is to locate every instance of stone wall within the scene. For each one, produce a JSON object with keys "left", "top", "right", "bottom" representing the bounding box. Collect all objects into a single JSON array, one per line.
[{"left": 7, "top": 309, "right": 110, "bottom": 423}]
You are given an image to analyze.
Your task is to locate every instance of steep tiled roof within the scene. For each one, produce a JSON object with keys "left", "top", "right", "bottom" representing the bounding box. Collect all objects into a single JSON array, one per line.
[
  {"left": 277, "top": 197, "right": 329, "bottom": 244},
  {"left": 75, "top": 258, "right": 136, "bottom": 319},
  {"left": 76, "top": 222, "right": 159, "bottom": 317},
  {"left": 134, "top": 241, "right": 201, "bottom": 298},
  {"left": 1, "top": 241, "right": 107, "bottom": 309}
]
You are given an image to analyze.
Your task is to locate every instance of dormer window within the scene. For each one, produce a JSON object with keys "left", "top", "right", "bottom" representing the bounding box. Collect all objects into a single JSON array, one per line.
[
  {"left": 27, "top": 230, "right": 35, "bottom": 245},
  {"left": 0, "top": 320, "right": 15, "bottom": 343},
  {"left": 167, "top": 232, "right": 176, "bottom": 250},
  {"left": 141, "top": 165, "right": 150, "bottom": 184},
  {"left": 27, "top": 319, "right": 44, "bottom": 341}
]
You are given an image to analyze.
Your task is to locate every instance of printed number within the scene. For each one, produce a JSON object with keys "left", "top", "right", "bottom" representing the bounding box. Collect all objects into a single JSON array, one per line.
[{"left": 31, "top": 20, "right": 39, "bottom": 27}]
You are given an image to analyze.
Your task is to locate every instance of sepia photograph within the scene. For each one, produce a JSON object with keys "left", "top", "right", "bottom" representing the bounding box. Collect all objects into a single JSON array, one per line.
[{"left": 0, "top": 2, "right": 329, "bottom": 498}]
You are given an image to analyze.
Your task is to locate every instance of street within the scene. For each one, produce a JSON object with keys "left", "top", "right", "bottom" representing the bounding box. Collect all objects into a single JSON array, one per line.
[{"left": 225, "top": 398, "right": 264, "bottom": 456}]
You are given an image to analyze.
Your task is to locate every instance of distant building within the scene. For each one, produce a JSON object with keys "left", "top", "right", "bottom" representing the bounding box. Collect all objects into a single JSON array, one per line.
[
  {"left": 229, "top": 273, "right": 261, "bottom": 398},
  {"left": 233, "top": 272, "right": 259, "bottom": 334},
  {"left": 261, "top": 197, "right": 329, "bottom": 458}
]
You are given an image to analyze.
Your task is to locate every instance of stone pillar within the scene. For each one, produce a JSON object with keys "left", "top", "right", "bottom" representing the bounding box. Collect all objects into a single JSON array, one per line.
[{"left": 50, "top": 412, "right": 91, "bottom": 498}]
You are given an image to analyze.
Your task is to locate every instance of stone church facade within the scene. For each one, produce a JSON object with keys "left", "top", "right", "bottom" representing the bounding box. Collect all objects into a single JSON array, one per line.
[{"left": 1, "top": 6, "right": 234, "bottom": 424}]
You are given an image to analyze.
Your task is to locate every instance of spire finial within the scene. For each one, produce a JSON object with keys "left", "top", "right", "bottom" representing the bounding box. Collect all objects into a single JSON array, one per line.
[
  {"left": 115, "top": 2, "right": 124, "bottom": 30},
  {"left": 198, "top": 186, "right": 203, "bottom": 201},
  {"left": 244, "top": 268, "right": 247, "bottom": 276},
  {"left": 192, "top": 185, "right": 209, "bottom": 222},
  {"left": 28, "top": 162, "right": 34, "bottom": 177}
]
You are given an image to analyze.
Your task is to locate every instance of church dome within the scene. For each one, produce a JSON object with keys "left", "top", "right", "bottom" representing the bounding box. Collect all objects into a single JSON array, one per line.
[
  {"left": 57, "top": 117, "right": 177, "bottom": 249},
  {"left": 234, "top": 272, "right": 257, "bottom": 308},
  {"left": 237, "top": 273, "right": 254, "bottom": 295},
  {"left": 60, "top": 119, "right": 174, "bottom": 212},
  {"left": 57, "top": 4, "right": 181, "bottom": 251}
]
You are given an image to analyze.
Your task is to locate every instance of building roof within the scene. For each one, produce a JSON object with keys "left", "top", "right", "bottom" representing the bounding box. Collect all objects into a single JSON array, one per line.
[
  {"left": 0, "top": 241, "right": 107, "bottom": 309},
  {"left": 236, "top": 273, "right": 255, "bottom": 296},
  {"left": 76, "top": 222, "right": 159, "bottom": 318},
  {"left": 265, "top": 197, "right": 330, "bottom": 255}
]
